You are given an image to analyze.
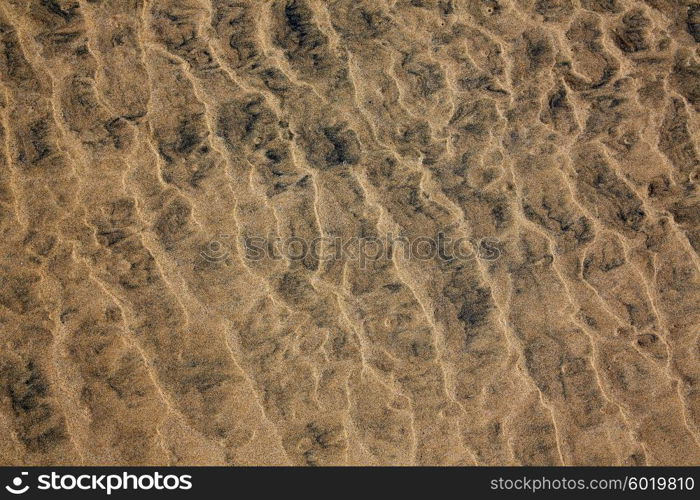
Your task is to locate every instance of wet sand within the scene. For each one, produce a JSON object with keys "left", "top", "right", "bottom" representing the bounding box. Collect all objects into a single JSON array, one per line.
[{"left": 0, "top": 0, "right": 699, "bottom": 465}]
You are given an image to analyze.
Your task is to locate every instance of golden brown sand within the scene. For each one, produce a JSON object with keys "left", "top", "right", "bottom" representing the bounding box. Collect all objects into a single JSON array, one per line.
[{"left": 0, "top": 0, "right": 699, "bottom": 466}]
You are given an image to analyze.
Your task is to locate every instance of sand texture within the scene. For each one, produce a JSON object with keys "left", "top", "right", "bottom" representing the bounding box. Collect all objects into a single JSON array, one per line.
[{"left": 0, "top": 0, "right": 699, "bottom": 466}]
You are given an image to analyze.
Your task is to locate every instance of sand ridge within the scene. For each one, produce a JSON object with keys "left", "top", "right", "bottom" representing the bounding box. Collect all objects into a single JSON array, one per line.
[{"left": 0, "top": 0, "right": 699, "bottom": 465}]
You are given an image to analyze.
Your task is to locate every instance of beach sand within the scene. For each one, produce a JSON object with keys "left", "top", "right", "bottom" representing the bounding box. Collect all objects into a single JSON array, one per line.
[{"left": 0, "top": 0, "right": 699, "bottom": 465}]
